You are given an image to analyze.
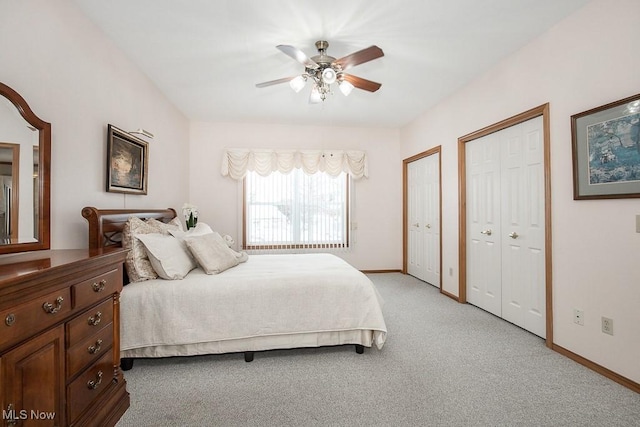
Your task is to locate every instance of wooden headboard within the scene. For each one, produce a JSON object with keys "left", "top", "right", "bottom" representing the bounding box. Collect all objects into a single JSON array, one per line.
[{"left": 82, "top": 207, "right": 177, "bottom": 250}]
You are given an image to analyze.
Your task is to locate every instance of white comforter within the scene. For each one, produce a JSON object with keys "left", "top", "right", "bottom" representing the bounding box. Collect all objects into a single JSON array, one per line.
[{"left": 120, "top": 254, "right": 387, "bottom": 352}]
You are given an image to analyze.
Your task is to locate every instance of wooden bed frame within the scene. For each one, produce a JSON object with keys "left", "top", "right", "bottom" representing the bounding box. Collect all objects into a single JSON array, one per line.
[
  {"left": 82, "top": 206, "right": 177, "bottom": 251},
  {"left": 81, "top": 206, "right": 365, "bottom": 367}
]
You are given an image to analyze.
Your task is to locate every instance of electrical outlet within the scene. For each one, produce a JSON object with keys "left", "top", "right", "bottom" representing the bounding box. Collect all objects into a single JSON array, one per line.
[
  {"left": 573, "top": 309, "right": 584, "bottom": 326},
  {"left": 602, "top": 317, "right": 614, "bottom": 335}
]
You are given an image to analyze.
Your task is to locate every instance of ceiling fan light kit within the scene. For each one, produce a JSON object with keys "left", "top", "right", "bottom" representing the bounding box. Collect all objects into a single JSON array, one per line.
[
  {"left": 256, "top": 40, "right": 384, "bottom": 103},
  {"left": 309, "top": 85, "right": 323, "bottom": 104},
  {"left": 339, "top": 80, "right": 354, "bottom": 97},
  {"left": 289, "top": 75, "right": 307, "bottom": 93},
  {"left": 321, "top": 67, "right": 337, "bottom": 84}
]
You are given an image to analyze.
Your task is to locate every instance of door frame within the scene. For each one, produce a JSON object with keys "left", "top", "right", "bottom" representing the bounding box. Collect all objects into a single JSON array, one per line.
[
  {"left": 402, "top": 146, "right": 442, "bottom": 291},
  {"left": 0, "top": 142, "right": 19, "bottom": 241},
  {"left": 458, "top": 104, "right": 553, "bottom": 347}
]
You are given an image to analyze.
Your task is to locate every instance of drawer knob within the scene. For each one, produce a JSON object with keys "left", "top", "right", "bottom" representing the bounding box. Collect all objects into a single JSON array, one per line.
[
  {"left": 87, "top": 370, "right": 103, "bottom": 390},
  {"left": 5, "top": 313, "right": 15, "bottom": 326},
  {"left": 88, "top": 339, "right": 103, "bottom": 354},
  {"left": 42, "top": 296, "right": 64, "bottom": 314},
  {"left": 87, "top": 311, "right": 102, "bottom": 326},
  {"left": 92, "top": 279, "right": 107, "bottom": 292}
]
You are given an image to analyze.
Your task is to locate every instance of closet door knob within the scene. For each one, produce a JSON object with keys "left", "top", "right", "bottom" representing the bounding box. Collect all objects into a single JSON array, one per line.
[
  {"left": 425, "top": 224, "right": 431, "bottom": 229},
  {"left": 413, "top": 223, "right": 420, "bottom": 228},
  {"left": 480, "top": 229, "right": 492, "bottom": 236},
  {"left": 508, "top": 232, "right": 519, "bottom": 239}
]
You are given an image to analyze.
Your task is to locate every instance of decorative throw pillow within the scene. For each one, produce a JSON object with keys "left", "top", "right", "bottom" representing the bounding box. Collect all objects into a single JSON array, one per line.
[
  {"left": 234, "top": 250, "right": 249, "bottom": 264},
  {"left": 222, "top": 234, "right": 235, "bottom": 247},
  {"left": 135, "top": 233, "right": 197, "bottom": 280},
  {"left": 122, "top": 217, "right": 165, "bottom": 282},
  {"left": 146, "top": 217, "right": 183, "bottom": 234},
  {"left": 184, "top": 232, "right": 240, "bottom": 274},
  {"left": 217, "top": 234, "right": 248, "bottom": 263},
  {"left": 169, "top": 222, "right": 214, "bottom": 239}
]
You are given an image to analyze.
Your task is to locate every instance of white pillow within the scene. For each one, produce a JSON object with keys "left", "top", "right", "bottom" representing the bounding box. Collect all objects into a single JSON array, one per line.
[
  {"left": 184, "top": 232, "right": 239, "bottom": 274},
  {"left": 135, "top": 233, "right": 197, "bottom": 280},
  {"left": 169, "top": 222, "right": 214, "bottom": 239}
]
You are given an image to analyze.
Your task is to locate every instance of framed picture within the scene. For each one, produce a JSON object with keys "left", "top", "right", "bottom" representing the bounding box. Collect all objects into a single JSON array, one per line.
[
  {"left": 571, "top": 94, "right": 640, "bottom": 200},
  {"left": 106, "top": 124, "right": 148, "bottom": 194}
]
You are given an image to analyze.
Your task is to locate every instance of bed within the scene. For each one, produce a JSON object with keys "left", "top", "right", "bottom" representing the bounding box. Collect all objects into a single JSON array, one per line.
[{"left": 82, "top": 207, "right": 387, "bottom": 368}]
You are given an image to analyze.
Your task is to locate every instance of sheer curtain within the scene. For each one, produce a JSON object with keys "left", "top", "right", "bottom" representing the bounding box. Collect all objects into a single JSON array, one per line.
[{"left": 221, "top": 149, "right": 366, "bottom": 254}]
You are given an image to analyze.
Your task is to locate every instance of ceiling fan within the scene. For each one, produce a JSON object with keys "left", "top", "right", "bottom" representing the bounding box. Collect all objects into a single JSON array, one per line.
[{"left": 256, "top": 40, "right": 384, "bottom": 103}]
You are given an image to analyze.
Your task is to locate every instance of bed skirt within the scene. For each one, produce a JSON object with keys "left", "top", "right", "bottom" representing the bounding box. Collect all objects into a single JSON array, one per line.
[{"left": 121, "top": 329, "right": 375, "bottom": 359}]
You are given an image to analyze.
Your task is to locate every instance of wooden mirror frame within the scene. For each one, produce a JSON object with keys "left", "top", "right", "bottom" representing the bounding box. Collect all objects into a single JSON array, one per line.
[{"left": 0, "top": 82, "right": 50, "bottom": 254}]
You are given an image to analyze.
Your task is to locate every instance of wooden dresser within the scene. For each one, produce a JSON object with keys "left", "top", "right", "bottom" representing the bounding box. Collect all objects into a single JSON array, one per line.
[{"left": 0, "top": 249, "right": 129, "bottom": 427}]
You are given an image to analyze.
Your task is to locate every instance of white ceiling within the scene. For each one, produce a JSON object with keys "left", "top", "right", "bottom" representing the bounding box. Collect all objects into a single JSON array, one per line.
[{"left": 72, "top": 0, "right": 591, "bottom": 128}]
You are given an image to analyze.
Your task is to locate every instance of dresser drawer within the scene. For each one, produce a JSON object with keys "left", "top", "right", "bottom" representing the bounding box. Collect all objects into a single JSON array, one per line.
[
  {"left": 67, "top": 322, "right": 114, "bottom": 378},
  {"left": 0, "top": 287, "right": 71, "bottom": 349},
  {"left": 67, "top": 350, "right": 114, "bottom": 423},
  {"left": 67, "top": 298, "right": 114, "bottom": 347},
  {"left": 72, "top": 268, "right": 120, "bottom": 309}
]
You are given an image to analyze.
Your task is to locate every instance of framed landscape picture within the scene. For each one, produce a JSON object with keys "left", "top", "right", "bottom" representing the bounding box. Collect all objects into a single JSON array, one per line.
[
  {"left": 571, "top": 94, "right": 640, "bottom": 199},
  {"left": 106, "top": 124, "right": 148, "bottom": 195}
]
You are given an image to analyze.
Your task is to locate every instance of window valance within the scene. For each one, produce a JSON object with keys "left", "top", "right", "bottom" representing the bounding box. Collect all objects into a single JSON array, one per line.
[{"left": 220, "top": 149, "right": 368, "bottom": 180}]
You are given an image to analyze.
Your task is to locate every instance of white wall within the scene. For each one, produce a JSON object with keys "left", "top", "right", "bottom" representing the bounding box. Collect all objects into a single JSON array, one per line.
[
  {"left": 189, "top": 121, "right": 402, "bottom": 270},
  {"left": 401, "top": 0, "right": 640, "bottom": 383},
  {"left": 3, "top": 0, "right": 636, "bottom": 386},
  {"left": 0, "top": 0, "right": 190, "bottom": 249}
]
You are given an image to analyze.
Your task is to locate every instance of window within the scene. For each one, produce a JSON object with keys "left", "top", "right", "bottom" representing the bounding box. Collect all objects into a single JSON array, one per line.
[{"left": 244, "top": 169, "right": 349, "bottom": 250}]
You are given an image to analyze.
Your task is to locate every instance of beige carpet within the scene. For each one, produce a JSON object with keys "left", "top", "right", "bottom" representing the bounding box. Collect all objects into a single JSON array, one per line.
[{"left": 116, "top": 273, "right": 640, "bottom": 426}]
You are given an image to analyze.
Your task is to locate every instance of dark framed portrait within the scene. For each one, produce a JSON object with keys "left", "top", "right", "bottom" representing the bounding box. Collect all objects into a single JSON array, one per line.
[{"left": 106, "top": 124, "right": 148, "bottom": 195}]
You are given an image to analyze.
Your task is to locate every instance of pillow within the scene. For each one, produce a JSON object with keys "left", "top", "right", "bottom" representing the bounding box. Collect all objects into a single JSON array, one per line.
[
  {"left": 219, "top": 234, "right": 248, "bottom": 263},
  {"left": 234, "top": 250, "right": 249, "bottom": 264},
  {"left": 135, "top": 233, "right": 197, "bottom": 280},
  {"left": 169, "top": 222, "right": 214, "bottom": 239},
  {"left": 122, "top": 217, "right": 164, "bottom": 282},
  {"left": 184, "top": 232, "right": 239, "bottom": 274},
  {"left": 222, "top": 234, "right": 234, "bottom": 247},
  {"left": 146, "top": 217, "right": 183, "bottom": 234}
]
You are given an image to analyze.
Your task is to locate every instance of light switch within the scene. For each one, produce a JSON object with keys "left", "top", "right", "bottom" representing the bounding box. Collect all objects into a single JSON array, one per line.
[{"left": 637, "top": 215, "right": 640, "bottom": 233}]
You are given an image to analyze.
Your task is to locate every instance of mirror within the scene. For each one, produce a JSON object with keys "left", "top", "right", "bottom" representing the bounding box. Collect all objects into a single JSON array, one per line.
[{"left": 0, "top": 82, "right": 50, "bottom": 254}]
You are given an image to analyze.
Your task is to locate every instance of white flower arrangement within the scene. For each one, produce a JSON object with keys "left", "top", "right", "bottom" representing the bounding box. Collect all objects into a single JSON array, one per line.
[{"left": 182, "top": 203, "right": 199, "bottom": 229}]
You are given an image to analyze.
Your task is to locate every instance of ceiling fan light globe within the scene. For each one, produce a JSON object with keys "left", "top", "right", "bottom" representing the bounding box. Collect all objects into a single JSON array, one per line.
[
  {"left": 289, "top": 76, "right": 306, "bottom": 93},
  {"left": 321, "top": 68, "right": 337, "bottom": 85},
  {"left": 339, "top": 80, "right": 354, "bottom": 96},
  {"left": 309, "top": 85, "right": 322, "bottom": 104}
]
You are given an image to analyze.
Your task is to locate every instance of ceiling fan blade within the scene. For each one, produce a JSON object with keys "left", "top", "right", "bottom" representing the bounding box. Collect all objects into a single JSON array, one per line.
[
  {"left": 276, "top": 45, "right": 319, "bottom": 69},
  {"left": 333, "top": 45, "right": 384, "bottom": 71},
  {"left": 341, "top": 74, "right": 382, "bottom": 92},
  {"left": 255, "top": 76, "right": 296, "bottom": 88}
]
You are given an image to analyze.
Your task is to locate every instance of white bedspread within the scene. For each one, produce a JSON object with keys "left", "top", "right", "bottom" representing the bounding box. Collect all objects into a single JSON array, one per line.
[{"left": 119, "top": 254, "right": 387, "bottom": 352}]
